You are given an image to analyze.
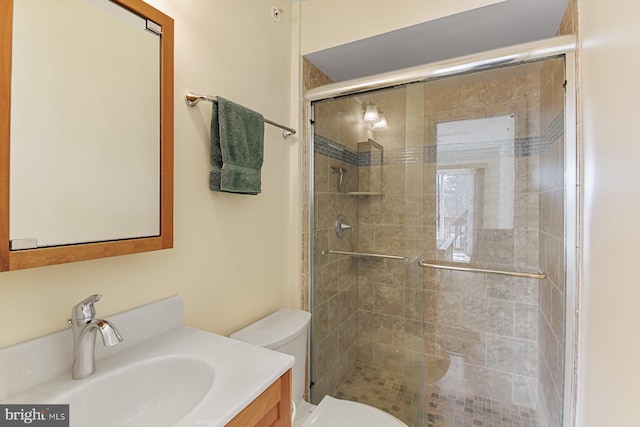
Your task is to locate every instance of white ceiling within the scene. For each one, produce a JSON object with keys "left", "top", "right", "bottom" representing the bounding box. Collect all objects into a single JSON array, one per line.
[{"left": 305, "top": 0, "right": 570, "bottom": 82}]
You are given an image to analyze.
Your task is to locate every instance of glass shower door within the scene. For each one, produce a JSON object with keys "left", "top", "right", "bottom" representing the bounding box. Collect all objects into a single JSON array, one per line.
[
  {"left": 309, "top": 56, "right": 567, "bottom": 427},
  {"left": 420, "top": 58, "right": 566, "bottom": 427},
  {"left": 310, "top": 84, "right": 431, "bottom": 426}
]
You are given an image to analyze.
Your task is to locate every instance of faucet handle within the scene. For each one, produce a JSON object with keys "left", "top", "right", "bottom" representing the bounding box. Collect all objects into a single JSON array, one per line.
[{"left": 72, "top": 294, "right": 102, "bottom": 323}]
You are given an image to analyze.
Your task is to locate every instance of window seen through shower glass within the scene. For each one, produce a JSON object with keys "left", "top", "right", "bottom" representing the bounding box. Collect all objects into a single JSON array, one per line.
[{"left": 436, "top": 115, "right": 515, "bottom": 262}]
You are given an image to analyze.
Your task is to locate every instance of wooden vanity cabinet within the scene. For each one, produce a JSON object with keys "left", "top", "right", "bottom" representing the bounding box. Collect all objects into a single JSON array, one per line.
[{"left": 226, "top": 370, "right": 292, "bottom": 427}]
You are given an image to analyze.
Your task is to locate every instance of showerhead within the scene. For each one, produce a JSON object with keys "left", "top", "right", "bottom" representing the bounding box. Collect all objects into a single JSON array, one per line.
[
  {"left": 330, "top": 166, "right": 348, "bottom": 192},
  {"left": 330, "top": 166, "right": 348, "bottom": 174}
]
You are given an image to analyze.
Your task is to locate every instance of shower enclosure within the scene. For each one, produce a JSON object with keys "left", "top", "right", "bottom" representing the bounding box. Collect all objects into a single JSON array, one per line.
[{"left": 307, "top": 40, "right": 575, "bottom": 427}]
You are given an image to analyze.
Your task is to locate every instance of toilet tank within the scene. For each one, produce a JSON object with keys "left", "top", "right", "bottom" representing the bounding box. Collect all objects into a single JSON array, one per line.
[{"left": 230, "top": 309, "right": 311, "bottom": 405}]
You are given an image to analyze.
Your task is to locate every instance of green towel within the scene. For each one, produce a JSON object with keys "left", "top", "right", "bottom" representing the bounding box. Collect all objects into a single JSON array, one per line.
[{"left": 210, "top": 97, "right": 265, "bottom": 195}]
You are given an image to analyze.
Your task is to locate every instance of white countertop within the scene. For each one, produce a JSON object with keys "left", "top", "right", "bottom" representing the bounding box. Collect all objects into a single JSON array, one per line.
[{"left": 0, "top": 296, "right": 294, "bottom": 426}]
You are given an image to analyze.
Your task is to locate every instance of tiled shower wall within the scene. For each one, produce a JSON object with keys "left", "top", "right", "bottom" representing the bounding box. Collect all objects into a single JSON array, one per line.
[
  {"left": 534, "top": 1, "right": 578, "bottom": 425},
  {"left": 310, "top": 65, "right": 553, "bottom": 412},
  {"left": 537, "top": 57, "right": 566, "bottom": 427},
  {"left": 311, "top": 86, "right": 429, "bottom": 401}
]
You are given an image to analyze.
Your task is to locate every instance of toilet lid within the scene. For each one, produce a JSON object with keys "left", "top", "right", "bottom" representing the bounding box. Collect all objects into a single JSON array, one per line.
[{"left": 299, "top": 396, "right": 407, "bottom": 427}]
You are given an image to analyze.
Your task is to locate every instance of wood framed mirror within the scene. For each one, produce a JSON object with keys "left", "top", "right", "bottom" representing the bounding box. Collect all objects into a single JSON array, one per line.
[{"left": 0, "top": 0, "right": 174, "bottom": 271}]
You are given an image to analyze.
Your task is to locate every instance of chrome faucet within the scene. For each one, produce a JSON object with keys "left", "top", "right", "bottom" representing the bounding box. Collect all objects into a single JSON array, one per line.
[{"left": 69, "top": 294, "right": 123, "bottom": 380}]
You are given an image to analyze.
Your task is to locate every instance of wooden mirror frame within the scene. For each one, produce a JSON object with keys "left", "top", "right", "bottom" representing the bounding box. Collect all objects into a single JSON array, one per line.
[{"left": 0, "top": 0, "right": 174, "bottom": 271}]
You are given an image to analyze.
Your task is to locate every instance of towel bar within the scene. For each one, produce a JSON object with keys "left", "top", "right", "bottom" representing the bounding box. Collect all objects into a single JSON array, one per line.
[
  {"left": 322, "top": 249, "right": 409, "bottom": 262},
  {"left": 418, "top": 260, "right": 546, "bottom": 279},
  {"left": 185, "top": 92, "right": 297, "bottom": 138}
]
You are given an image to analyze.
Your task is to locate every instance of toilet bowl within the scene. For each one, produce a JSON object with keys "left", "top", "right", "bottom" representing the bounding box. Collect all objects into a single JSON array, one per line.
[{"left": 230, "top": 309, "right": 407, "bottom": 427}]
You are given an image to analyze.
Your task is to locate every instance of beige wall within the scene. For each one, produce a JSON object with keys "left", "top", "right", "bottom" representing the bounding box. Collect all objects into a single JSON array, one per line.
[
  {"left": 299, "top": 0, "right": 506, "bottom": 55},
  {"left": 577, "top": 0, "right": 640, "bottom": 425},
  {"left": 0, "top": 0, "right": 298, "bottom": 349}
]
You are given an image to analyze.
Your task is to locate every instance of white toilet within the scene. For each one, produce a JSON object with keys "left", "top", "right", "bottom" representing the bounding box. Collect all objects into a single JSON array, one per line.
[{"left": 231, "top": 308, "right": 407, "bottom": 427}]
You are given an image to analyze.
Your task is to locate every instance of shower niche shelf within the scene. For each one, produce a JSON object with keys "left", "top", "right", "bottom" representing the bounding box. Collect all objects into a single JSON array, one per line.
[
  {"left": 347, "top": 139, "right": 384, "bottom": 196},
  {"left": 347, "top": 191, "right": 384, "bottom": 196},
  {"left": 352, "top": 139, "right": 383, "bottom": 196}
]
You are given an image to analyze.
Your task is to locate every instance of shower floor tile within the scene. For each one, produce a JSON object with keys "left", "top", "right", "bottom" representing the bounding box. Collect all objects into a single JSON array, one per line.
[{"left": 333, "top": 364, "right": 540, "bottom": 427}]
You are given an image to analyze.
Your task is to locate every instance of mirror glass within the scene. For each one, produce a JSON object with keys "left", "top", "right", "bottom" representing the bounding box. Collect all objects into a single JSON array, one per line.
[
  {"left": 1, "top": 0, "right": 173, "bottom": 271},
  {"left": 10, "top": 0, "right": 160, "bottom": 248}
]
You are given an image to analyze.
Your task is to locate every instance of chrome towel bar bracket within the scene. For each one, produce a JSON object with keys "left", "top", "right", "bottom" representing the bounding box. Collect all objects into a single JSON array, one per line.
[{"left": 185, "top": 92, "right": 296, "bottom": 139}]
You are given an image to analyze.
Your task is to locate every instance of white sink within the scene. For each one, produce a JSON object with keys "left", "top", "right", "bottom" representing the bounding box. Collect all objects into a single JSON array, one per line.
[
  {"left": 58, "top": 356, "right": 214, "bottom": 426},
  {"left": 0, "top": 297, "right": 294, "bottom": 427}
]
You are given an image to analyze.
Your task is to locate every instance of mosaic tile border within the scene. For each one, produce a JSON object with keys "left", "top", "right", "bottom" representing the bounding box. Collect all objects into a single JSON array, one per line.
[
  {"left": 314, "top": 109, "right": 564, "bottom": 167},
  {"left": 314, "top": 134, "right": 360, "bottom": 166}
]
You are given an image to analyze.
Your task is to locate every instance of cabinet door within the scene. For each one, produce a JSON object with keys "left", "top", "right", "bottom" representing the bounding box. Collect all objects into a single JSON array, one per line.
[{"left": 226, "top": 370, "right": 292, "bottom": 427}]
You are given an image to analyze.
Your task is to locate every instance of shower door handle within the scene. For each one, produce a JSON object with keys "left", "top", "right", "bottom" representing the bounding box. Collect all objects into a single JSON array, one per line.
[{"left": 418, "top": 259, "right": 546, "bottom": 279}]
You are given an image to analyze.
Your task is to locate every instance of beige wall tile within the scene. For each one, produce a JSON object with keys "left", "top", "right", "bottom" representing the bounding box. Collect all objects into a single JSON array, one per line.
[
  {"left": 538, "top": 311, "right": 561, "bottom": 386},
  {"left": 374, "top": 284, "right": 405, "bottom": 317},
  {"left": 371, "top": 342, "right": 404, "bottom": 372},
  {"left": 337, "top": 257, "right": 358, "bottom": 292},
  {"left": 545, "top": 235, "right": 562, "bottom": 287},
  {"left": 540, "top": 190, "right": 553, "bottom": 235},
  {"left": 486, "top": 335, "right": 537, "bottom": 377},
  {"left": 328, "top": 291, "right": 348, "bottom": 331},
  {"left": 487, "top": 276, "right": 538, "bottom": 304},
  {"left": 473, "top": 229, "right": 515, "bottom": 265},
  {"left": 303, "top": 57, "right": 333, "bottom": 91},
  {"left": 550, "top": 285, "right": 564, "bottom": 341},
  {"left": 460, "top": 363, "right": 513, "bottom": 401},
  {"left": 381, "top": 164, "right": 405, "bottom": 194},
  {"left": 314, "top": 261, "right": 340, "bottom": 305},
  {"left": 314, "top": 328, "right": 340, "bottom": 375},
  {"left": 516, "top": 156, "right": 540, "bottom": 193},
  {"left": 556, "top": 0, "right": 576, "bottom": 36},
  {"left": 513, "top": 375, "right": 537, "bottom": 407},
  {"left": 538, "top": 347, "right": 563, "bottom": 426},
  {"left": 314, "top": 155, "right": 329, "bottom": 193},
  {"left": 339, "top": 311, "right": 358, "bottom": 353},
  {"left": 461, "top": 78, "right": 516, "bottom": 109},
  {"left": 314, "top": 101, "right": 341, "bottom": 141},
  {"left": 515, "top": 192, "right": 540, "bottom": 230},
  {"left": 315, "top": 192, "right": 339, "bottom": 229},
  {"left": 436, "top": 324, "right": 486, "bottom": 365},
  {"left": 358, "top": 257, "right": 406, "bottom": 285},
  {"left": 551, "top": 189, "right": 565, "bottom": 240},
  {"left": 374, "top": 224, "right": 405, "bottom": 254},
  {"left": 461, "top": 296, "right": 515, "bottom": 336},
  {"left": 438, "top": 270, "right": 487, "bottom": 298},
  {"left": 424, "top": 291, "right": 461, "bottom": 327},
  {"left": 405, "top": 261, "right": 425, "bottom": 290},
  {"left": 514, "top": 230, "right": 539, "bottom": 267},
  {"left": 314, "top": 301, "right": 329, "bottom": 342},
  {"left": 513, "top": 303, "right": 538, "bottom": 342},
  {"left": 425, "top": 86, "right": 462, "bottom": 113}
]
